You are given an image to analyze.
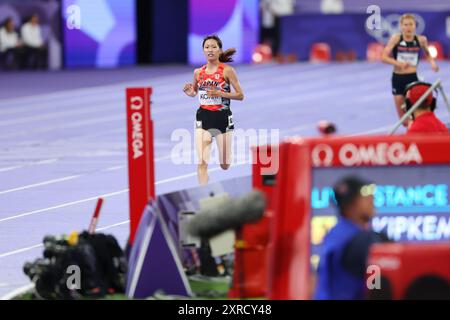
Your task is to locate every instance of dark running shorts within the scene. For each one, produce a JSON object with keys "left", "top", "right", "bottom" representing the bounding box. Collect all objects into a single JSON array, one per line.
[
  {"left": 391, "top": 72, "right": 419, "bottom": 95},
  {"left": 195, "top": 108, "right": 234, "bottom": 136}
]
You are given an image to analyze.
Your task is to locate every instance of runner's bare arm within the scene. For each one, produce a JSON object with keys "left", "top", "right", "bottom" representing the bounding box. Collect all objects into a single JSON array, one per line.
[
  {"left": 183, "top": 69, "right": 199, "bottom": 97},
  {"left": 419, "top": 35, "right": 439, "bottom": 72},
  {"left": 221, "top": 66, "right": 244, "bottom": 101}
]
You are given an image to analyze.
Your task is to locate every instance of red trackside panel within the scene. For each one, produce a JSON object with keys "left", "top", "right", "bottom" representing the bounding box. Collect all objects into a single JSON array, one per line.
[
  {"left": 252, "top": 145, "right": 279, "bottom": 211},
  {"left": 267, "top": 134, "right": 450, "bottom": 300},
  {"left": 307, "top": 135, "right": 450, "bottom": 168},
  {"left": 126, "top": 88, "right": 155, "bottom": 244},
  {"left": 268, "top": 139, "right": 312, "bottom": 299},
  {"left": 368, "top": 243, "right": 450, "bottom": 299},
  {"left": 228, "top": 145, "right": 280, "bottom": 298}
]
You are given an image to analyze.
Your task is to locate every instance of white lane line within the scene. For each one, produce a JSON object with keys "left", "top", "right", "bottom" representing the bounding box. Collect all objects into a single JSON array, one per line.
[
  {"left": 102, "top": 166, "right": 125, "bottom": 172},
  {"left": 154, "top": 170, "right": 207, "bottom": 185},
  {"left": 0, "top": 154, "right": 174, "bottom": 194},
  {"left": 0, "top": 244, "right": 43, "bottom": 259},
  {"left": 0, "top": 153, "right": 169, "bottom": 175},
  {"left": 0, "top": 92, "right": 122, "bottom": 118},
  {"left": 0, "top": 163, "right": 249, "bottom": 257},
  {"left": 0, "top": 165, "right": 23, "bottom": 173},
  {"left": 36, "top": 159, "right": 59, "bottom": 165},
  {"left": 0, "top": 64, "right": 385, "bottom": 135},
  {"left": 0, "top": 175, "right": 81, "bottom": 196},
  {"left": 349, "top": 125, "right": 396, "bottom": 136},
  {"left": 0, "top": 69, "right": 390, "bottom": 142},
  {"left": 152, "top": 164, "right": 237, "bottom": 185},
  {"left": 96, "top": 220, "right": 130, "bottom": 232},
  {"left": 0, "top": 158, "right": 58, "bottom": 173},
  {"left": 0, "top": 283, "right": 35, "bottom": 300},
  {"left": 0, "top": 98, "right": 426, "bottom": 195},
  {"left": 0, "top": 69, "right": 195, "bottom": 108},
  {"left": 0, "top": 63, "right": 306, "bottom": 108},
  {"left": 2, "top": 70, "right": 366, "bottom": 138},
  {"left": 0, "top": 102, "right": 119, "bottom": 127},
  {"left": 0, "top": 189, "right": 129, "bottom": 223},
  {"left": 348, "top": 114, "right": 450, "bottom": 136},
  {"left": 0, "top": 220, "right": 131, "bottom": 260},
  {"left": 0, "top": 163, "right": 247, "bottom": 224},
  {"left": 0, "top": 114, "right": 122, "bottom": 140}
]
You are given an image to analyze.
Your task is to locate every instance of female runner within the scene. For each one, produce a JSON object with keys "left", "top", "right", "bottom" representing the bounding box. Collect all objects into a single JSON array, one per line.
[
  {"left": 382, "top": 13, "right": 439, "bottom": 126},
  {"left": 183, "top": 35, "right": 244, "bottom": 185}
]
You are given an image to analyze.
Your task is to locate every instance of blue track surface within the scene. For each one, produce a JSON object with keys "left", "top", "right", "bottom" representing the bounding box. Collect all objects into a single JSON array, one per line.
[{"left": 1, "top": 61, "right": 449, "bottom": 297}]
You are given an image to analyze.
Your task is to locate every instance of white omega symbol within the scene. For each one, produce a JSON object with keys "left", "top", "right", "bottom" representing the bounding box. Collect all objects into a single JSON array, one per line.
[{"left": 312, "top": 144, "right": 334, "bottom": 167}]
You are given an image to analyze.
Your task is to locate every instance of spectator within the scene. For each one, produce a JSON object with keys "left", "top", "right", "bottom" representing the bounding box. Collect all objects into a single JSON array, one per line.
[
  {"left": 405, "top": 82, "right": 449, "bottom": 134},
  {"left": 260, "top": 0, "right": 295, "bottom": 57},
  {"left": 21, "top": 13, "right": 47, "bottom": 69},
  {"left": 314, "top": 175, "right": 390, "bottom": 300},
  {"left": 0, "top": 17, "right": 24, "bottom": 70}
]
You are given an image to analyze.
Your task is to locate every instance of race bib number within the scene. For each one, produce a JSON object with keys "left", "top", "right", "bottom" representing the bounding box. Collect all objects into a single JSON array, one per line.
[
  {"left": 397, "top": 52, "right": 419, "bottom": 66},
  {"left": 198, "top": 89, "right": 222, "bottom": 106},
  {"left": 228, "top": 115, "right": 234, "bottom": 127}
]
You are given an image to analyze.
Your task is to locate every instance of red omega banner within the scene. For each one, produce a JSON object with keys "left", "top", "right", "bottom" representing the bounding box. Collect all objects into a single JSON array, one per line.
[{"left": 126, "top": 87, "right": 155, "bottom": 244}]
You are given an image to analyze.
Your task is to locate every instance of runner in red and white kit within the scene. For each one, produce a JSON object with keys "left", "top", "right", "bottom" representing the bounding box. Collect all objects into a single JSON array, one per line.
[{"left": 183, "top": 35, "right": 244, "bottom": 185}]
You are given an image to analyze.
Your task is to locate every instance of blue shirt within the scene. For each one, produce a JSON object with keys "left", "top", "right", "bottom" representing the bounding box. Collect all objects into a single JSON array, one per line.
[{"left": 314, "top": 217, "right": 366, "bottom": 300}]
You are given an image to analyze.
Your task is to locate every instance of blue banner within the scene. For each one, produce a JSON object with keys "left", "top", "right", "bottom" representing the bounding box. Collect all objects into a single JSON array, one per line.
[{"left": 280, "top": 12, "right": 450, "bottom": 60}]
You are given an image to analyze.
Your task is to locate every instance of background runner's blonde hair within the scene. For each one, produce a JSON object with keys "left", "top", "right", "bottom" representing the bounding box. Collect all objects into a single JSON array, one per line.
[{"left": 400, "top": 13, "right": 416, "bottom": 24}]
